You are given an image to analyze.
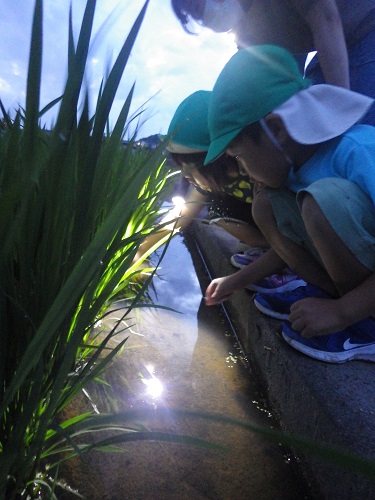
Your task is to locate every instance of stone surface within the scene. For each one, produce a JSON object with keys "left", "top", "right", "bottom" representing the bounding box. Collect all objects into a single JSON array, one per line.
[
  {"left": 188, "top": 220, "right": 375, "bottom": 499},
  {"left": 58, "top": 233, "right": 311, "bottom": 499}
]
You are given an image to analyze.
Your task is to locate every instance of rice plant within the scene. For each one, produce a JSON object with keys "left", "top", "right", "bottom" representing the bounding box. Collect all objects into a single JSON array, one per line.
[
  {"left": 0, "top": 1, "right": 201, "bottom": 497},
  {"left": 4, "top": 2, "right": 371, "bottom": 498}
]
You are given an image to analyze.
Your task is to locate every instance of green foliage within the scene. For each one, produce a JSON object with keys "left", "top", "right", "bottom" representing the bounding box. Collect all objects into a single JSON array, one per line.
[
  {"left": 0, "top": 1, "right": 192, "bottom": 497},
  {"left": 5, "top": 2, "right": 371, "bottom": 498}
]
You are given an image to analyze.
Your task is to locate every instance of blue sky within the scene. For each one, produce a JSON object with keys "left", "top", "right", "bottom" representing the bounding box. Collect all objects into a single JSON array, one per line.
[{"left": 0, "top": 1, "right": 237, "bottom": 139}]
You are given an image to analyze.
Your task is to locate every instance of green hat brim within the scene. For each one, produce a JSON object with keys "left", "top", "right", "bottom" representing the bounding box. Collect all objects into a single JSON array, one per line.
[
  {"left": 204, "top": 128, "right": 241, "bottom": 164},
  {"left": 166, "top": 140, "right": 207, "bottom": 154}
]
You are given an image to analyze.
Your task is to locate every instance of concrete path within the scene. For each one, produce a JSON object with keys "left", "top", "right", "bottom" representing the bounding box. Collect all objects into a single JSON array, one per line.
[{"left": 187, "top": 220, "right": 375, "bottom": 499}]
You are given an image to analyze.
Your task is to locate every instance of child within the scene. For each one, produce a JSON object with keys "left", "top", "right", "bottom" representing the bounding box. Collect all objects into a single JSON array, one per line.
[
  {"left": 135, "top": 90, "right": 265, "bottom": 259},
  {"left": 137, "top": 90, "right": 304, "bottom": 294},
  {"left": 204, "top": 44, "right": 375, "bottom": 363}
]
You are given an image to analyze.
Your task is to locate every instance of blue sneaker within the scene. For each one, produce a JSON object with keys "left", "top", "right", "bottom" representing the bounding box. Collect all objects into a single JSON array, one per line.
[
  {"left": 253, "top": 284, "right": 328, "bottom": 320},
  {"left": 230, "top": 247, "right": 268, "bottom": 269},
  {"left": 246, "top": 273, "right": 306, "bottom": 295},
  {"left": 282, "top": 318, "right": 375, "bottom": 363}
]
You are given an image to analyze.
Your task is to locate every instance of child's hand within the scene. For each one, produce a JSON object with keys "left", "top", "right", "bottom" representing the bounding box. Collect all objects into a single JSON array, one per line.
[
  {"left": 289, "top": 297, "right": 348, "bottom": 338},
  {"left": 204, "top": 277, "right": 233, "bottom": 306}
]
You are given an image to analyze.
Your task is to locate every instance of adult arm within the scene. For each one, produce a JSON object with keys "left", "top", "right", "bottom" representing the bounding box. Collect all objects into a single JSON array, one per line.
[{"left": 294, "top": 0, "right": 350, "bottom": 88}]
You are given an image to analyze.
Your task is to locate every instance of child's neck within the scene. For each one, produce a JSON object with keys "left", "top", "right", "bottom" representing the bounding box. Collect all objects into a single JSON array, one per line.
[{"left": 287, "top": 142, "right": 321, "bottom": 170}]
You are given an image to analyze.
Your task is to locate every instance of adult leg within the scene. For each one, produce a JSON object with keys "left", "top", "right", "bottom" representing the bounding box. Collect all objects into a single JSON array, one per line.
[{"left": 347, "top": 29, "right": 375, "bottom": 125}]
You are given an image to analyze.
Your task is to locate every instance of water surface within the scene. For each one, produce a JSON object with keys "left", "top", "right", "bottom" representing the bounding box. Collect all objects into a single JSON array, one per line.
[{"left": 60, "top": 234, "right": 313, "bottom": 499}]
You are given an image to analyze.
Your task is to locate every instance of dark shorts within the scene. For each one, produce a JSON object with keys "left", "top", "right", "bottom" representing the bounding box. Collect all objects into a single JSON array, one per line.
[
  {"left": 305, "top": 28, "right": 375, "bottom": 125},
  {"left": 266, "top": 178, "right": 375, "bottom": 271}
]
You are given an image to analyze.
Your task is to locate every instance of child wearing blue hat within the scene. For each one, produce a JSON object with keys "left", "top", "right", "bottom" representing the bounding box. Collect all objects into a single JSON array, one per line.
[{"left": 204, "top": 44, "right": 375, "bottom": 363}]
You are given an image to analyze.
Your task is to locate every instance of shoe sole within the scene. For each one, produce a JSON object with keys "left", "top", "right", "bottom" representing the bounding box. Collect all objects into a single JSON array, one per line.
[
  {"left": 281, "top": 329, "right": 375, "bottom": 363},
  {"left": 247, "top": 279, "right": 306, "bottom": 295},
  {"left": 253, "top": 297, "right": 289, "bottom": 320},
  {"left": 230, "top": 255, "right": 248, "bottom": 269}
]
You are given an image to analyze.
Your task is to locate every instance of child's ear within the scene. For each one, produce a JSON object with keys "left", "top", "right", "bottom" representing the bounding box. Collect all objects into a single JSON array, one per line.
[{"left": 263, "top": 114, "right": 289, "bottom": 146}]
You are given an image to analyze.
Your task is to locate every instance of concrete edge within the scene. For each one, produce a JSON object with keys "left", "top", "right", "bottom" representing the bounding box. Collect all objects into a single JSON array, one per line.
[{"left": 185, "top": 220, "right": 375, "bottom": 499}]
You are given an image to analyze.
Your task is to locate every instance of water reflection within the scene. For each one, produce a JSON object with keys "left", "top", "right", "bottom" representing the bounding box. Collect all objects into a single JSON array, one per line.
[
  {"left": 150, "top": 233, "right": 203, "bottom": 315},
  {"left": 142, "top": 365, "right": 163, "bottom": 399},
  {"left": 62, "top": 232, "right": 312, "bottom": 499}
]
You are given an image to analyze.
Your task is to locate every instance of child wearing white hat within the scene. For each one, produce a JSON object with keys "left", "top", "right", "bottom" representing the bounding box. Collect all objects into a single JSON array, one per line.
[
  {"left": 137, "top": 90, "right": 305, "bottom": 295},
  {"left": 204, "top": 44, "right": 375, "bottom": 363}
]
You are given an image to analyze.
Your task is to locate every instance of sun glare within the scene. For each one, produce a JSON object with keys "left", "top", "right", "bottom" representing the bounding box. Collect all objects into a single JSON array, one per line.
[{"left": 143, "top": 365, "right": 164, "bottom": 399}]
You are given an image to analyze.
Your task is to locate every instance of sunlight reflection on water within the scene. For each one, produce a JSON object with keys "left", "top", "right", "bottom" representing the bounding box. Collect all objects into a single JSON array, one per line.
[{"left": 65, "top": 229, "right": 311, "bottom": 499}]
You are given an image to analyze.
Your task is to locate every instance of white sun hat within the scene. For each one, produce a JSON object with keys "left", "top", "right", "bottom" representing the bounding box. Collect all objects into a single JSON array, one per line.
[{"left": 273, "top": 84, "right": 374, "bottom": 144}]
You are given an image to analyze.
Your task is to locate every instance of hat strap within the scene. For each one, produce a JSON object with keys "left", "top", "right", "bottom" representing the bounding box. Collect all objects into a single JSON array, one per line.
[{"left": 259, "top": 119, "right": 293, "bottom": 165}]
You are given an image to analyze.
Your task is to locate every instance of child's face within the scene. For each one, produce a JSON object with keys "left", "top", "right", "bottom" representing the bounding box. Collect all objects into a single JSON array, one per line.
[
  {"left": 226, "top": 127, "right": 291, "bottom": 188},
  {"left": 181, "top": 165, "right": 211, "bottom": 191}
]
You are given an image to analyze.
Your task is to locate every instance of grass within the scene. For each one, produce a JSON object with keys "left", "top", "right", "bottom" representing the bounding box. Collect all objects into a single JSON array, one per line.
[
  {"left": 0, "top": 1, "right": 212, "bottom": 497},
  {"left": 2, "top": 2, "right": 374, "bottom": 498}
]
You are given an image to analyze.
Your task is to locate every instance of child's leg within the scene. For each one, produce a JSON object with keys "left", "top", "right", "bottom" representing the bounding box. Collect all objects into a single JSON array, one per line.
[
  {"left": 252, "top": 187, "right": 337, "bottom": 296},
  {"left": 286, "top": 179, "right": 375, "bottom": 337},
  {"left": 300, "top": 194, "right": 372, "bottom": 295},
  {"left": 299, "top": 178, "right": 375, "bottom": 295},
  {"left": 212, "top": 218, "right": 268, "bottom": 247},
  {"left": 209, "top": 194, "right": 268, "bottom": 247}
]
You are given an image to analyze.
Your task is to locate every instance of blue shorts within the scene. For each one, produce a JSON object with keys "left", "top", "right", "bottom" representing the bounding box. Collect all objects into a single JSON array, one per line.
[{"left": 266, "top": 178, "right": 375, "bottom": 271}]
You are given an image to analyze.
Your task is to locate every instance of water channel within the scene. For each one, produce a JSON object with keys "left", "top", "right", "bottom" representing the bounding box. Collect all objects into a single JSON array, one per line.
[{"left": 60, "top": 230, "right": 314, "bottom": 499}]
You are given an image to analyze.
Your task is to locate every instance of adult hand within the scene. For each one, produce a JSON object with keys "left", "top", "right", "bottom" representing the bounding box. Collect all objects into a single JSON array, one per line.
[{"left": 289, "top": 297, "right": 347, "bottom": 338}]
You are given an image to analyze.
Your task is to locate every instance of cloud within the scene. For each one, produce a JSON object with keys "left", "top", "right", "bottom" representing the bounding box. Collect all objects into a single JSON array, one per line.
[
  {"left": 0, "top": 78, "right": 13, "bottom": 94},
  {"left": 123, "top": 2, "right": 237, "bottom": 137},
  {"left": 0, "top": 0, "right": 237, "bottom": 138}
]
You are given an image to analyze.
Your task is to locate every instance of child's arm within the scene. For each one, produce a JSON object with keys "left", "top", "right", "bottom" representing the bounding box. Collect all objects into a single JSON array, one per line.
[
  {"left": 295, "top": 0, "right": 350, "bottom": 88},
  {"left": 204, "top": 249, "right": 286, "bottom": 305}
]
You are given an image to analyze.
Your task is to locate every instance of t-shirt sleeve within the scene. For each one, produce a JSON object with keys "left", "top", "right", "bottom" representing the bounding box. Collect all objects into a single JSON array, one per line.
[{"left": 345, "top": 145, "right": 375, "bottom": 206}]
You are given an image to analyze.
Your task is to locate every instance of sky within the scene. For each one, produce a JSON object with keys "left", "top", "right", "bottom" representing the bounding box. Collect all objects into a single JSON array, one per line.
[{"left": 0, "top": 1, "right": 237, "bottom": 139}]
